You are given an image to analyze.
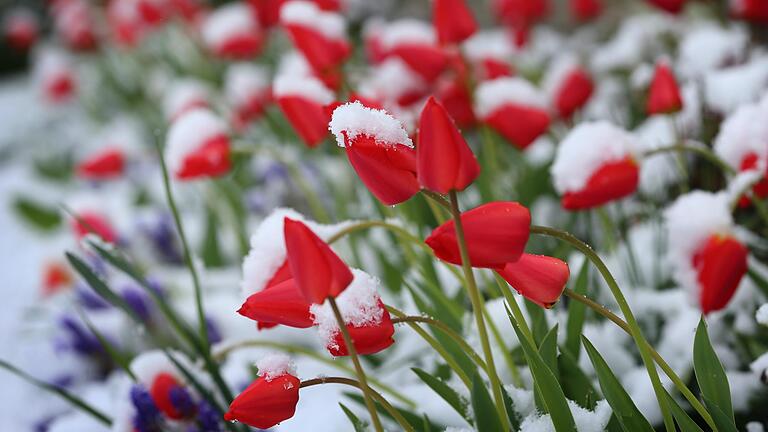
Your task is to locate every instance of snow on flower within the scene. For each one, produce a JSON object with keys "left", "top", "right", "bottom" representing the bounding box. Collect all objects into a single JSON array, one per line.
[
  {"left": 164, "top": 108, "right": 231, "bottom": 179},
  {"left": 201, "top": 3, "right": 262, "bottom": 59},
  {"left": 329, "top": 101, "right": 413, "bottom": 148},
  {"left": 255, "top": 352, "right": 298, "bottom": 381}
]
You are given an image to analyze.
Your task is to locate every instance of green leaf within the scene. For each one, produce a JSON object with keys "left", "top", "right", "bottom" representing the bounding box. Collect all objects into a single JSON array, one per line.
[
  {"left": 412, "top": 368, "right": 471, "bottom": 423},
  {"left": 471, "top": 372, "right": 505, "bottom": 432},
  {"left": 501, "top": 383, "right": 521, "bottom": 431},
  {"left": 703, "top": 396, "right": 738, "bottom": 432},
  {"left": 339, "top": 403, "right": 368, "bottom": 432},
  {"left": 538, "top": 324, "right": 559, "bottom": 376},
  {"left": 693, "top": 317, "right": 734, "bottom": 423},
  {"left": 747, "top": 267, "right": 768, "bottom": 299},
  {"left": 663, "top": 389, "right": 704, "bottom": 432},
  {"left": 13, "top": 196, "right": 62, "bottom": 231},
  {"left": 75, "top": 307, "right": 136, "bottom": 381},
  {"left": 558, "top": 348, "right": 598, "bottom": 409},
  {"left": 508, "top": 308, "right": 577, "bottom": 432},
  {"left": 565, "top": 261, "right": 590, "bottom": 360},
  {"left": 200, "top": 208, "right": 224, "bottom": 267},
  {"left": 581, "top": 337, "right": 654, "bottom": 432},
  {"left": 524, "top": 298, "right": 549, "bottom": 345}
]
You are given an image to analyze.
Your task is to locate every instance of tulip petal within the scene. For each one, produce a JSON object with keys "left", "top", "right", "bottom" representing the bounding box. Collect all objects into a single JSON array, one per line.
[
  {"left": 237, "top": 279, "right": 314, "bottom": 328},
  {"left": 497, "top": 254, "right": 570, "bottom": 308},
  {"left": 694, "top": 235, "right": 748, "bottom": 314},
  {"left": 561, "top": 158, "right": 639, "bottom": 210},
  {"left": 225, "top": 374, "right": 300, "bottom": 429}
]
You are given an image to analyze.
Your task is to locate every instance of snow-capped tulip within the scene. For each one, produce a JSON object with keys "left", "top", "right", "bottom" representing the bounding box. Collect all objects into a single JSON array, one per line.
[
  {"left": 280, "top": 1, "right": 350, "bottom": 73},
  {"left": 225, "top": 64, "right": 270, "bottom": 129},
  {"left": 380, "top": 19, "right": 449, "bottom": 81},
  {"left": 475, "top": 77, "right": 550, "bottom": 149},
  {"left": 551, "top": 121, "right": 639, "bottom": 210},
  {"left": 417, "top": 96, "right": 480, "bottom": 194},
  {"left": 72, "top": 211, "right": 118, "bottom": 244},
  {"left": 132, "top": 351, "right": 198, "bottom": 420},
  {"left": 53, "top": 0, "right": 99, "bottom": 51},
  {"left": 3, "top": 8, "right": 38, "bottom": 51},
  {"left": 329, "top": 101, "right": 419, "bottom": 205},
  {"left": 284, "top": 218, "right": 353, "bottom": 304},
  {"left": 646, "top": 0, "right": 685, "bottom": 13},
  {"left": 164, "top": 109, "right": 231, "bottom": 180},
  {"left": 237, "top": 279, "right": 314, "bottom": 328},
  {"left": 36, "top": 50, "right": 76, "bottom": 104},
  {"left": 647, "top": 61, "right": 683, "bottom": 115},
  {"left": 425, "top": 201, "right": 531, "bottom": 268},
  {"left": 202, "top": 3, "right": 263, "bottom": 60},
  {"left": 570, "top": 0, "right": 602, "bottom": 21},
  {"left": 107, "top": 0, "right": 147, "bottom": 48},
  {"left": 312, "top": 270, "right": 395, "bottom": 356},
  {"left": 356, "top": 58, "right": 429, "bottom": 108},
  {"left": 433, "top": 0, "right": 477, "bottom": 45},
  {"left": 77, "top": 148, "right": 125, "bottom": 180},
  {"left": 225, "top": 354, "right": 300, "bottom": 429},
  {"left": 497, "top": 254, "right": 570, "bottom": 308},
  {"left": 731, "top": 0, "right": 768, "bottom": 23},
  {"left": 462, "top": 31, "right": 515, "bottom": 81},
  {"left": 273, "top": 74, "right": 335, "bottom": 147},
  {"left": 665, "top": 192, "right": 748, "bottom": 314},
  {"left": 163, "top": 80, "right": 210, "bottom": 122},
  {"left": 543, "top": 55, "right": 594, "bottom": 119}
]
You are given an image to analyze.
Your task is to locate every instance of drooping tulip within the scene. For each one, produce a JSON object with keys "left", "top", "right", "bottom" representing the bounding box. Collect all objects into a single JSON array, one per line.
[
  {"left": 237, "top": 278, "right": 314, "bottom": 328},
  {"left": 280, "top": 1, "right": 350, "bottom": 73},
  {"left": 202, "top": 3, "right": 263, "bottom": 60},
  {"left": 273, "top": 74, "right": 335, "bottom": 147},
  {"left": 433, "top": 0, "right": 477, "bottom": 45},
  {"left": 542, "top": 55, "right": 594, "bottom": 119},
  {"left": 379, "top": 19, "right": 449, "bottom": 81},
  {"left": 475, "top": 77, "right": 550, "bottom": 149},
  {"left": 164, "top": 108, "right": 231, "bottom": 180},
  {"left": 77, "top": 148, "right": 126, "bottom": 180},
  {"left": 425, "top": 201, "right": 530, "bottom": 268},
  {"left": 497, "top": 254, "right": 570, "bottom": 308},
  {"left": 417, "top": 96, "right": 480, "bottom": 194},
  {"left": 647, "top": 60, "right": 683, "bottom": 115},
  {"left": 284, "top": 218, "right": 353, "bottom": 304},
  {"left": 329, "top": 101, "right": 419, "bottom": 205},
  {"left": 551, "top": 121, "right": 640, "bottom": 210},
  {"left": 225, "top": 354, "right": 300, "bottom": 428}
]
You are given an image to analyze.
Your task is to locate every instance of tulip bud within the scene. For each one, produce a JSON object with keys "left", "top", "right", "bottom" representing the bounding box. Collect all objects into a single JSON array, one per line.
[
  {"left": 647, "top": 60, "right": 683, "bottom": 115},
  {"left": 380, "top": 19, "right": 449, "bottom": 81},
  {"left": 3, "top": 8, "right": 38, "bottom": 51},
  {"left": 433, "top": 0, "right": 477, "bottom": 45},
  {"left": 475, "top": 77, "right": 550, "bottom": 149},
  {"left": 543, "top": 55, "right": 594, "bottom": 119},
  {"left": 273, "top": 74, "right": 335, "bottom": 147},
  {"left": 497, "top": 254, "right": 570, "bottom": 308},
  {"left": 77, "top": 148, "right": 126, "bottom": 180},
  {"left": 164, "top": 109, "right": 231, "bottom": 180},
  {"left": 280, "top": 1, "right": 350, "bottom": 73},
  {"left": 202, "top": 3, "right": 263, "bottom": 60}
]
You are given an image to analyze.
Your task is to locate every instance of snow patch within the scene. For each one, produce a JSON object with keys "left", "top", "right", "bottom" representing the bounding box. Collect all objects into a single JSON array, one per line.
[
  {"left": 329, "top": 101, "right": 412, "bottom": 148},
  {"left": 164, "top": 108, "right": 227, "bottom": 175},
  {"left": 273, "top": 74, "right": 335, "bottom": 105},
  {"left": 256, "top": 353, "right": 297, "bottom": 381},
  {"left": 202, "top": 3, "right": 259, "bottom": 48},
  {"left": 280, "top": 1, "right": 346, "bottom": 40},
  {"left": 474, "top": 77, "right": 546, "bottom": 118}
]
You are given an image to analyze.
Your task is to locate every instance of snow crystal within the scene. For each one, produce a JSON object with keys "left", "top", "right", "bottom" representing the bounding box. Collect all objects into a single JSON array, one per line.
[
  {"left": 201, "top": 3, "right": 259, "bottom": 48},
  {"left": 164, "top": 108, "right": 227, "bottom": 175},
  {"left": 256, "top": 353, "right": 297, "bottom": 381},
  {"left": 462, "top": 30, "right": 515, "bottom": 63},
  {"left": 678, "top": 25, "right": 748, "bottom": 79},
  {"left": 664, "top": 191, "right": 733, "bottom": 296},
  {"left": 329, "top": 101, "right": 413, "bottom": 148},
  {"left": 714, "top": 102, "right": 768, "bottom": 169},
  {"left": 704, "top": 57, "right": 768, "bottom": 114},
  {"left": 379, "top": 19, "right": 436, "bottom": 50},
  {"left": 162, "top": 79, "right": 210, "bottom": 120},
  {"left": 550, "top": 121, "right": 638, "bottom": 193},
  {"left": 474, "top": 77, "right": 547, "bottom": 119},
  {"left": 518, "top": 400, "right": 612, "bottom": 432},
  {"left": 272, "top": 74, "right": 335, "bottom": 105},
  {"left": 225, "top": 63, "right": 269, "bottom": 108},
  {"left": 280, "top": 1, "right": 346, "bottom": 40},
  {"left": 756, "top": 304, "right": 768, "bottom": 326},
  {"left": 311, "top": 269, "right": 385, "bottom": 350}
]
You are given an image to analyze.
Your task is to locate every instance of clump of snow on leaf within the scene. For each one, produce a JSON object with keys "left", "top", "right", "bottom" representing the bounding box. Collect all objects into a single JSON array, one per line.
[
  {"left": 256, "top": 353, "right": 297, "bottom": 381},
  {"left": 280, "top": 0, "right": 346, "bottom": 39},
  {"left": 329, "top": 101, "right": 413, "bottom": 148},
  {"left": 201, "top": 3, "right": 259, "bottom": 49},
  {"left": 474, "top": 77, "right": 547, "bottom": 118},
  {"left": 164, "top": 108, "right": 227, "bottom": 175},
  {"left": 273, "top": 73, "right": 334, "bottom": 105},
  {"left": 551, "top": 121, "right": 638, "bottom": 193}
]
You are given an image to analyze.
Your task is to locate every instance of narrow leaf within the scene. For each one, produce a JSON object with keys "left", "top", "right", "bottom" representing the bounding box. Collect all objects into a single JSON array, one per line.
[
  {"left": 412, "top": 368, "right": 471, "bottom": 423},
  {"left": 471, "top": 372, "right": 505, "bottom": 432},
  {"left": 565, "top": 261, "right": 589, "bottom": 360},
  {"left": 663, "top": 389, "right": 704, "bottom": 432},
  {"left": 339, "top": 403, "right": 368, "bottom": 432},
  {"left": 693, "top": 317, "right": 734, "bottom": 423}
]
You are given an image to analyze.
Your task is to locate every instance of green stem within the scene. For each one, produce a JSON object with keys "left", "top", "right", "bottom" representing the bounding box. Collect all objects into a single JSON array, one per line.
[
  {"left": 563, "top": 289, "right": 716, "bottom": 430},
  {"left": 643, "top": 143, "right": 735, "bottom": 176},
  {"left": 329, "top": 297, "right": 384, "bottom": 432},
  {"left": 300, "top": 376, "right": 415, "bottom": 432},
  {"left": 481, "top": 293, "right": 524, "bottom": 388},
  {"left": 530, "top": 225, "right": 676, "bottom": 432},
  {"left": 494, "top": 273, "right": 536, "bottom": 348},
  {"left": 448, "top": 191, "right": 510, "bottom": 430}
]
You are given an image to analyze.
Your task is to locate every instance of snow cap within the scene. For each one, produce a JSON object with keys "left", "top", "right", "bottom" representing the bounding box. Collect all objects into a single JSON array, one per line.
[
  {"left": 474, "top": 77, "right": 547, "bottom": 118},
  {"left": 280, "top": 0, "right": 346, "bottom": 39},
  {"left": 201, "top": 3, "right": 259, "bottom": 48},
  {"left": 329, "top": 101, "right": 413, "bottom": 148},
  {"left": 164, "top": 108, "right": 227, "bottom": 175},
  {"left": 256, "top": 353, "right": 297, "bottom": 381},
  {"left": 273, "top": 74, "right": 335, "bottom": 104}
]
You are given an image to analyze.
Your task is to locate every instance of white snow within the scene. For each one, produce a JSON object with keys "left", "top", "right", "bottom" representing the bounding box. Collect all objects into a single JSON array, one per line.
[
  {"left": 310, "top": 269, "right": 385, "bottom": 351},
  {"left": 272, "top": 74, "right": 335, "bottom": 105},
  {"left": 704, "top": 57, "right": 768, "bottom": 114},
  {"left": 474, "top": 77, "right": 547, "bottom": 118},
  {"left": 726, "top": 169, "right": 764, "bottom": 206},
  {"left": 34, "top": 48, "right": 72, "bottom": 85},
  {"left": 550, "top": 121, "right": 638, "bottom": 193},
  {"left": 164, "top": 108, "right": 227, "bottom": 175},
  {"left": 542, "top": 53, "right": 583, "bottom": 104},
  {"left": 677, "top": 24, "right": 748, "bottom": 79},
  {"left": 162, "top": 79, "right": 210, "bottom": 120},
  {"left": 328, "top": 101, "right": 413, "bottom": 148},
  {"left": 379, "top": 19, "right": 436, "bottom": 50},
  {"left": 256, "top": 352, "right": 297, "bottom": 381},
  {"left": 277, "top": 51, "right": 314, "bottom": 79},
  {"left": 357, "top": 58, "right": 426, "bottom": 105},
  {"left": 201, "top": 3, "right": 259, "bottom": 49},
  {"left": 280, "top": 1, "right": 346, "bottom": 40},
  {"left": 590, "top": 14, "right": 676, "bottom": 72},
  {"left": 131, "top": 349, "right": 189, "bottom": 385},
  {"left": 462, "top": 30, "right": 515, "bottom": 63},
  {"left": 756, "top": 304, "right": 768, "bottom": 326},
  {"left": 225, "top": 63, "right": 269, "bottom": 108},
  {"left": 714, "top": 102, "right": 768, "bottom": 169},
  {"left": 519, "top": 400, "right": 612, "bottom": 432}
]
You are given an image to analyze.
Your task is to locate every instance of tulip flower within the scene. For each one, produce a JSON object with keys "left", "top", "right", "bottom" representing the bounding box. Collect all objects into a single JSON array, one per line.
[
  {"left": 646, "top": 0, "right": 686, "bottom": 13},
  {"left": 42, "top": 261, "right": 73, "bottom": 297},
  {"left": 225, "top": 354, "right": 300, "bottom": 429},
  {"left": 132, "top": 351, "right": 199, "bottom": 421},
  {"left": 497, "top": 254, "right": 570, "bottom": 308},
  {"left": 237, "top": 278, "right": 314, "bottom": 328},
  {"left": 492, "top": 0, "right": 548, "bottom": 46},
  {"left": 425, "top": 201, "right": 530, "bottom": 268},
  {"left": 417, "top": 96, "right": 480, "bottom": 193},
  {"left": 356, "top": 58, "right": 429, "bottom": 108},
  {"left": 329, "top": 101, "right": 419, "bottom": 205},
  {"left": 551, "top": 121, "right": 640, "bottom": 210},
  {"left": 76, "top": 148, "right": 125, "bottom": 180},
  {"left": 543, "top": 55, "right": 594, "bottom": 119},
  {"left": 436, "top": 77, "right": 477, "bottom": 127},
  {"left": 3, "top": 8, "right": 38, "bottom": 51},
  {"left": 380, "top": 19, "right": 449, "bottom": 81},
  {"left": 247, "top": 0, "right": 285, "bottom": 28},
  {"left": 328, "top": 302, "right": 395, "bottom": 356},
  {"left": 284, "top": 218, "right": 353, "bottom": 304},
  {"left": 225, "top": 64, "right": 270, "bottom": 130},
  {"left": 731, "top": 0, "right": 768, "bottom": 23},
  {"left": 570, "top": 0, "right": 602, "bottom": 21},
  {"left": 647, "top": 60, "right": 683, "bottom": 115},
  {"left": 164, "top": 108, "right": 231, "bottom": 180},
  {"left": 163, "top": 80, "right": 211, "bottom": 122},
  {"left": 433, "top": 0, "right": 477, "bottom": 45},
  {"left": 694, "top": 235, "right": 748, "bottom": 314},
  {"left": 53, "top": 0, "right": 99, "bottom": 51},
  {"left": 273, "top": 74, "right": 335, "bottom": 147},
  {"left": 280, "top": 1, "right": 350, "bottom": 73},
  {"left": 462, "top": 31, "right": 515, "bottom": 81},
  {"left": 475, "top": 77, "right": 550, "bottom": 149},
  {"left": 202, "top": 3, "right": 263, "bottom": 60},
  {"left": 36, "top": 50, "right": 76, "bottom": 104},
  {"left": 72, "top": 211, "right": 118, "bottom": 244}
]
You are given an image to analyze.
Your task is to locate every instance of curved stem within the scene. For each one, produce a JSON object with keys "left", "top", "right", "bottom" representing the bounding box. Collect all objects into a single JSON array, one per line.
[
  {"left": 329, "top": 297, "right": 384, "bottom": 432},
  {"left": 301, "top": 376, "right": 416, "bottom": 432},
  {"left": 643, "top": 143, "right": 735, "bottom": 176},
  {"left": 530, "top": 225, "right": 676, "bottom": 432},
  {"left": 563, "top": 289, "right": 716, "bottom": 430},
  {"left": 448, "top": 191, "right": 510, "bottom": 430}
]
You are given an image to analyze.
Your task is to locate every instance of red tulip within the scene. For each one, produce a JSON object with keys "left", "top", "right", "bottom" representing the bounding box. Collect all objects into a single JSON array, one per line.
[
  {"left": 202, "top": 4, "right": 263, "bottom": 60},
  {"left": 225, "top": 373, "right": 300, "bottom": 428},
  {"left": 3, "top": 9, "right": 38, "bottom": 51},
  {"left": 72, "top": 211, "right": 117, "bottom": 244},
  {"left": 693, "top": 235, "right": 748, "bottom": 314},
  {"left": 248, "top": 0, "right": 285, "bottom": 28},
  {"left": 237, "top": 278, "right": 314, "bottom": 328},
  {"left": 165, "top": 109, "right": 231, "bottom": 180},
  {"left": 150, "top": 372, "right": 194, "bottom": 420},
  {"left": 433, "top": 0, "right": 477, "bottom": 45},
  {"left": 274, "top": 75, "right": 334, "bottom": 147},
  {"left": 561, "top": 158, "right": 639, "bottom": 210},
  {"left": 494, "top": 0, "right": 549, "bottom": 28},
  {"left": 476, "top": 78, "right": 550, "bottom": 149},
  {"left": 485, "top": 104, "right": 550, "bottom": 149},
  {"left": 388, "top": 43, "right": 449, "bottom": 81},
  {"left": 281, "top": 1, "right": 350, "bottom": 73},
  {"left": 425, "top": 201, "right": 530, "bottom": 268},
  {"left": 546, "top": 60, "right": 594, "bottom": 119},
  {"left": 479, "top": 58, "right": 514, "bottom": 81},
  {"left": 328, "top": 302, "right": 395, "bottom": 356},
  {"left": 436, "top": 77, "right": 477, "bottom": 127},
  {"left": 646, "top": 0, "right": 686, "bottom": 13},
  {"left": 77, "top": 148, "right": 125, "bottom": 180},
  {"left": 497, "top": 254, "right": 570, "bottom": 308},
  {"left": 42, "top": 261, "right": 72, "bottom": 297},
  {"left": 330, "top": 102, "right": 419, "bottom": 205},
  {"left": 284, "top": 218, "right": 353, "bottom": 304},
  {"left": 647, "top": 61, "right": 683, "bottom": 115},
  {"left": 737, "top": 153, "right": 768, "bottom": 207},
  {"left": 53, "top": 0, "right": 99, "bottom": 51},
  {"left": 417, "top": 96, "right": 480, "bottom": 193},
  {"left": 731, "top": 0, "right": 768, "bottom": 23},
  {"left": 570, "top": 0, "right": 602, "bottom": 21},
  {"left": 225, "top": 64, "right": 270, "bottom": 130}
]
